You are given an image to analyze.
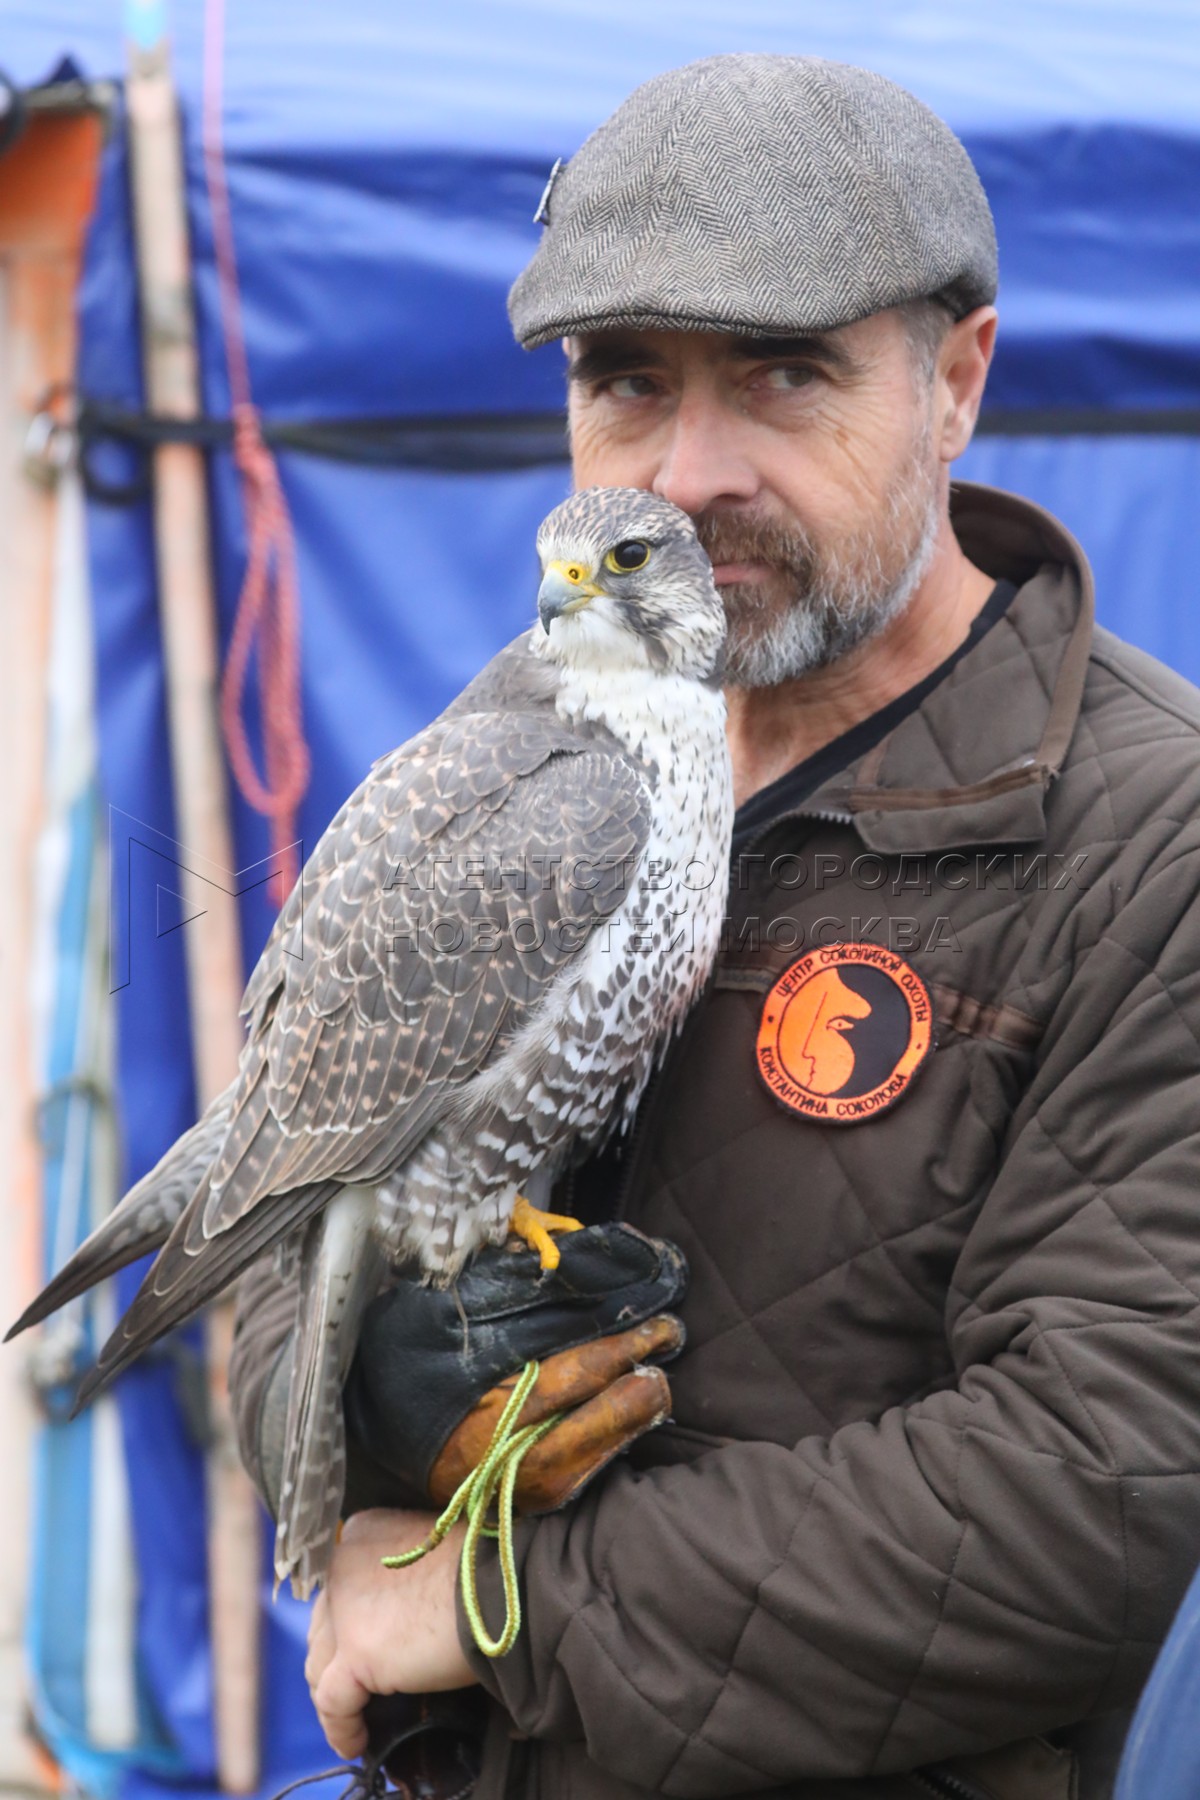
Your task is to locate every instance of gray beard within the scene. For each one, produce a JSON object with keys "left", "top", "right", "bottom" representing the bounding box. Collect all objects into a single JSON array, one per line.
[{"left": 699, "top": 451, "right": 942, "bottom": 690}]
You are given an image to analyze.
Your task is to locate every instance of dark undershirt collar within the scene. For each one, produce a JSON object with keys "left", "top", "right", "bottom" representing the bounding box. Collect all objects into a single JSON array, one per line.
[{"left": 730, "top": 578, "right": 1019, "bottom": 854}]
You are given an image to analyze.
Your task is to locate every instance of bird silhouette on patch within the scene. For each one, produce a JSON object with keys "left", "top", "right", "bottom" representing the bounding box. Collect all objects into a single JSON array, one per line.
[{"left": 756, "top": 944, "right": 933, "bottom": 1124}]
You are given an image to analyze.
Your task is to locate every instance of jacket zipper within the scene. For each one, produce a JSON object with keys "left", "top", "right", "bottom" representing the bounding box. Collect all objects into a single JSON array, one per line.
[
  {"left": 738, "top": 808, "right": 844, "bottom": 861},
  {"left": 911, "top": 1766, "right": 992, "bottom": 1800},
  {"left": 737, "top": 756, "right": 1052, "bottom": 859}
]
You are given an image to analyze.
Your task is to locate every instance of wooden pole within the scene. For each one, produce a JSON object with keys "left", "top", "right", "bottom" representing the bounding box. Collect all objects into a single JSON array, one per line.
[{"left": 123, "top": 5, "right": 262, "bottom": 1790}]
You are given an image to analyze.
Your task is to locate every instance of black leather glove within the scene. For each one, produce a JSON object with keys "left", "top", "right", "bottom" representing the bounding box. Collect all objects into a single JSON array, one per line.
[{"left": 342, "top": 1220, "right": 688, "bottom": 1518}]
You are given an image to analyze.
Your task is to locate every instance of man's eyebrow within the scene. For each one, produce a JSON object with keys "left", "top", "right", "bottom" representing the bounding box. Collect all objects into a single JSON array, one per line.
[
  {"left": 565, "top": 332, "right": 858, "bottom": 387},
  {"left": 729, "top": 334, "right": 856, "bottom": 371},
  {"left": 567, "top": 341, "right": 670, "bottom": 385}
]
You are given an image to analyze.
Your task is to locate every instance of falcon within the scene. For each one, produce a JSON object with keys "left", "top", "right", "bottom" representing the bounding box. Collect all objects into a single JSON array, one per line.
[{"left": 9, "top": 487, "right": 733, "bottom": 1595}]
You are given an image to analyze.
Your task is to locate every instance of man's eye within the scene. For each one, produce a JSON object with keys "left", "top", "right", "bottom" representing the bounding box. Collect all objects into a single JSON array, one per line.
[
  {"left": 762, "top": 365, "right": 816, "bottom": 391},
  {"left": 606, "top": 374, "right": 659, "bottom": 399}
]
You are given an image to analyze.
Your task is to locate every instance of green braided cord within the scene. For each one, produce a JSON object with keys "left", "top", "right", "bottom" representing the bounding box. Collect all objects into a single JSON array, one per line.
[{"left": 381, "top": 1359, "right": 561, "bottom": 1658}]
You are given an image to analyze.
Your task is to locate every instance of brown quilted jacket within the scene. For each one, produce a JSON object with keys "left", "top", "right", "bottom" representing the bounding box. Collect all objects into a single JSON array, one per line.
[{"left": 231, "top": 484, "right": 1200, "bottom": 1800}]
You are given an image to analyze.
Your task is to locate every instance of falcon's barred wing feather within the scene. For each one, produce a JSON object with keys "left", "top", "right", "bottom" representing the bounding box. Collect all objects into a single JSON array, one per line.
[
  {"left": 237, "top": 636, "right": 562, "bottom": 1034},
  {"left": 5, "top": 1087, "right": 236, "bottom": 1341},
  {"left": 208, "top": 708, "right": 652, "bottom": 1228},
  {"left": 77, "top": 657, "right": 653, "bottom": 1401},
  {"left": 72, "top": 1175, "right": 342, "bottom": 1413},
  {"left": 275, "top": 1191, "right": 386, "bottom": 1596}
]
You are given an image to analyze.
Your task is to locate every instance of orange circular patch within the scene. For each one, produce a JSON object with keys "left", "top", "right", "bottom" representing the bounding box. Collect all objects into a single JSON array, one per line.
[{"left": 755, "top": 944, "right": 934, "bottom": 1125}]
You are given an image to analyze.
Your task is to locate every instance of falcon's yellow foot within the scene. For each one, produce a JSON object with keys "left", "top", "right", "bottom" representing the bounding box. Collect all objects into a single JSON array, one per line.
[{"left": 510, "top": 1196, "right": 584, "bottom": 1271}]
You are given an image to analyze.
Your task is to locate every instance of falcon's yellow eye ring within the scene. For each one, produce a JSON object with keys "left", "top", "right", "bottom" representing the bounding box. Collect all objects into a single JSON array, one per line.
[{"left": 604, "top": 540, "right": 651, "bottom": 574}]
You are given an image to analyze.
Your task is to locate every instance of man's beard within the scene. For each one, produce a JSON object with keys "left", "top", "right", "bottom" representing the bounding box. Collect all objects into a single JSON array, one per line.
[{"left": 695, "top": 439, "right": 942, "bottom": 689}]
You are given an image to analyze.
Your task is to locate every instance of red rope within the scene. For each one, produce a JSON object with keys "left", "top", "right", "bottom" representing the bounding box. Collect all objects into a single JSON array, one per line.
[{"left": 203, "top": 0, "right": 309, "bottom": 906}]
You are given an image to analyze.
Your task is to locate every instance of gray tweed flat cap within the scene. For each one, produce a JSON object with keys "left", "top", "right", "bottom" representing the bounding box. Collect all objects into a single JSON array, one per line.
[{"left": 509, "top": 55, "right": 997, "bottom": 348}]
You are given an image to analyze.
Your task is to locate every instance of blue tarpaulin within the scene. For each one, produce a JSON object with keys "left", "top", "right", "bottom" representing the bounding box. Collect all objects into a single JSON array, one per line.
[
  {"left": 4, "top": 2, "right": 1200, "bottom": 1792},
  {"left": 1117, "top": 1562, "right": 1200, "bottom": 1797}
]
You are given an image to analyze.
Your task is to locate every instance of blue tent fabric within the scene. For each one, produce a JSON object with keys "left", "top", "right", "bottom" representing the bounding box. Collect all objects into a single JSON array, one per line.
[
  {"left": 956, "top": 435, "right": 1200, "bottom": 669},
  {"left": 9, "top": 1, "right": 1200, "bottom": 417},
  {"left": 1116, "top": 1561, "right": 1200, "bottom": 1799},
  {"left": 4, "top": 2, "right": 1200, "bottom": 1792}
]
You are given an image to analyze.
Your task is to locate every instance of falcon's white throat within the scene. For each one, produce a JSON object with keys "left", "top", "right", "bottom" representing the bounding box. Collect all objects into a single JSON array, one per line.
[{"left": 551, "top": 647, "right": 725, "bottom": 769}]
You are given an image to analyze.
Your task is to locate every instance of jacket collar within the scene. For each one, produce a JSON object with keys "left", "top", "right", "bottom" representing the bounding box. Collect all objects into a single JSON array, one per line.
[{"left": 791, "top": 482, "right": 1095, "bottom": 852}]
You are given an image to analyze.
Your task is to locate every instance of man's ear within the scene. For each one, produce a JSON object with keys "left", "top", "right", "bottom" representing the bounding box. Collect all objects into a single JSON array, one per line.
[{"left": 936, "top": 306, "right": 997, "bottom": 463}]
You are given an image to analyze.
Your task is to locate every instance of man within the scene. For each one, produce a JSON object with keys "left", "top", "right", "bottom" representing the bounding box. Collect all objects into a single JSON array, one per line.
[{"left": 235, "top": 56, "right": 1200, "bottom": 1799}]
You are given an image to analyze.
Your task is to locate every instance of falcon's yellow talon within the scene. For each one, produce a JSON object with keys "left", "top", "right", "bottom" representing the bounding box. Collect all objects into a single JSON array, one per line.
[{"left": 510, "top": 1196, "right": 585, "bottom": 1271}]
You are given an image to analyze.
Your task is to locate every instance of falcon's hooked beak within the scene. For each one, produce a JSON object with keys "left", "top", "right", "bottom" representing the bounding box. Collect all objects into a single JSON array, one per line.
[{"left": 538, "top": 559, "right": 601, "bottom": 632}]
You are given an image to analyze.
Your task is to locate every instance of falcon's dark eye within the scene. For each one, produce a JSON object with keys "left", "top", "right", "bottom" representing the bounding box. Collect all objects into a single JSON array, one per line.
[{"left": 604, "top": 539, "right": 651, "bottom": 574}]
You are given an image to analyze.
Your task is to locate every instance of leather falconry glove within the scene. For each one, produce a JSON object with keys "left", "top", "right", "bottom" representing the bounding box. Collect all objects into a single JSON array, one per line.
[{"left": 341, "top": 1220, "right": 688, "bottom": 1520}]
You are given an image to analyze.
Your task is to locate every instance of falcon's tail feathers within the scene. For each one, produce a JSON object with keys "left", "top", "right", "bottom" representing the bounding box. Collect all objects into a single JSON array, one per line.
[
  {"left": 274, "top": 1187, "right": 384, "bottom": 1599},
  {"left": 5, "top": 1088, "right": 237, "bottom": 1342},
  {"left": 70, "top": 1176, "right": 339, "bottom": 1415}
]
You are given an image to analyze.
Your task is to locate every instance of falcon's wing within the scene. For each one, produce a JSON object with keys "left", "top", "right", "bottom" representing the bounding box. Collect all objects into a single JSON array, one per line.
[
  {"left": 6, "top": 1087, "right": 236, "bottom": 1339},
  {"left": 225, "top": 706, "right": 653, "bottom": 1211},
  {"left": 78, "top": 675, "right": 652, "bottom": 1397}
]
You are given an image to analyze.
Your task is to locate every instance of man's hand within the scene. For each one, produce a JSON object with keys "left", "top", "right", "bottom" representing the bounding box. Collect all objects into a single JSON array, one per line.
[
  {"left": 342, "top": 1223, "right": 688, "bottom": 1519},
  {"left": 429, "top": 1315, "right": 680, "bottom": 1511},
  {"left": 305, "top": 1509, "right": 478, "bottom": 1759}
]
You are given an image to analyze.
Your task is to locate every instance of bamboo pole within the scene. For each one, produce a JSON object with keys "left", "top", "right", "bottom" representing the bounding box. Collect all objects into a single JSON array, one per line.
[{"left": 123, "top": 9, "right": 262, "bottom": 1791}]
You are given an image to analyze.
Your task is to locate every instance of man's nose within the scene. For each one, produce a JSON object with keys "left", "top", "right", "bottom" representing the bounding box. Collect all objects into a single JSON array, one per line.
[{"left": 650, "top": 395, "right": 761, "bottom": 518}]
